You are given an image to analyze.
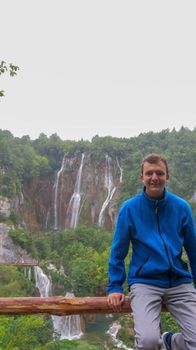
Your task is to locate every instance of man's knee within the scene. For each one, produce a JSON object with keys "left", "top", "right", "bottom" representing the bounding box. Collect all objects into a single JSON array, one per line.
[{"left": 136, "top": 333, "right": 160, "bottom": 350}]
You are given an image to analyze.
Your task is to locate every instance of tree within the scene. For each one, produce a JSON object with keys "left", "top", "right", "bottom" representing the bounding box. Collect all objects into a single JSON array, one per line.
[
  {"left": 0, "top": 60, "right": 19, "bottom": 97},
  {"left": 0, "top": 315, "right": 53, "bottom": 350}
]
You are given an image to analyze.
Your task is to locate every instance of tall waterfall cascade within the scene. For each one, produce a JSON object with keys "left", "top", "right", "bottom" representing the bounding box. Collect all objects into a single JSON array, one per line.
[
  {"left": 116, "top": 157, "right": 123, "bottom": 183},
  {"left": 98, "top": 155, "right": 117, "bottom": 227},
  {"left": 34, "top": 266, "right": 83, "bottom": 340},
  {"left": 106, "top": 321, "right": 133, "bottom": 350},
  {"left": 53, "top": 156, "right": 66, "bottom": 230},
  {"left": 25, "top": 152, "right": 123, "bottom": 231},
  {"left": 67, "top": 153, "right": 85, "bottom": 229}
]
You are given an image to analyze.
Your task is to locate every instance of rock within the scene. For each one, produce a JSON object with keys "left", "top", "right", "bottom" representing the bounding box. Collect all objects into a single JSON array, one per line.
[
  {"left": 0, "top": 196, "right": 11, "bottom": 218},
  {"left": 0, "top": 223, "right": 37, "bottom": 265}
]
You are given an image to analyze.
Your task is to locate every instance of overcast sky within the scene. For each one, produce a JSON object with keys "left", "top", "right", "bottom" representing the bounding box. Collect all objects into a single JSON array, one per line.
[{"left": 1, "top": 0, "right": 196, "bottom": 141}]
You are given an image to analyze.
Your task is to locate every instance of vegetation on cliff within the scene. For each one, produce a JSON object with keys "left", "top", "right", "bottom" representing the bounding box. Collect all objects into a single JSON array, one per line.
[
  {"left": 0, "top": 127, "right": 196, "bottom": 202},
  {"left": 8, "top": 226, "right": 114, "bottom": 297}
]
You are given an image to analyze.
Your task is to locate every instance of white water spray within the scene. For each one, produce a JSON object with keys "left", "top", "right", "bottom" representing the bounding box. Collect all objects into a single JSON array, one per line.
[
  {"left": 67, "top": 153, "right": 85, "bottom": 229},
  {"left": 34, "top": 266, "right": 82, "bottom": 340},
  {"left": 34, "top": 266, "right": 52, "bottom": 297},
  {"left": 98, "top": 155, "right": 116, "bottom": 227},
  {"left": 53, "top": 156, "right": 66, "bottom": 230}
]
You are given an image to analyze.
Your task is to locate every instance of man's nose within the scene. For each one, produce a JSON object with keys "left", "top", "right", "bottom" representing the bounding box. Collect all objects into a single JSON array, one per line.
[{"left": 151, "top": 172, "right": 158, "bottom": 179}]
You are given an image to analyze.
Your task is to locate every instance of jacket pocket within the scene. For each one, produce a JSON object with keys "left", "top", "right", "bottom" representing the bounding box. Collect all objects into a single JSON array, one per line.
[{"left": 136, "top": 255, "right": 150, "bottom": 277}]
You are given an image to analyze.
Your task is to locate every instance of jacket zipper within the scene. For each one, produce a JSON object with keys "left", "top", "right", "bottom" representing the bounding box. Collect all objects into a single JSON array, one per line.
[{"left": 156, "top": 205, "right": 172, "bottom": 287}]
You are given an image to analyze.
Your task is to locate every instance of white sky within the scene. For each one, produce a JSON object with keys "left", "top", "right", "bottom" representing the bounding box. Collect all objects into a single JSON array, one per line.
[{"left": 1, "top": 0, "right": 196, "bottom": 141}]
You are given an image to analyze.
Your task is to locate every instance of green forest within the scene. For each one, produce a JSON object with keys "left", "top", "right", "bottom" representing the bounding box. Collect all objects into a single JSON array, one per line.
[
  {"left": 0, "top": 127, "right": 196, "bottom": 201},
  {"left": 0, "top": 127, "right": 196, "bottom": 349}
]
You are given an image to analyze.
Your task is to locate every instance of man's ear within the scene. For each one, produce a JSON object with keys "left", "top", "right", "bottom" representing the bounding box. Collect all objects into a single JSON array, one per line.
[
  {"left": 140, "top": 174, "right": 144, "bottom": 182},
  {"left": 166, "top": 173, "right": 170, "bottom": 181}
]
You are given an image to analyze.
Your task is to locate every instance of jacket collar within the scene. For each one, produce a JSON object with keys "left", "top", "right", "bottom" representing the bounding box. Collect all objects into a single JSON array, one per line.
[{"left": 141, "top": 186, "right": 168, "bottom": 208}]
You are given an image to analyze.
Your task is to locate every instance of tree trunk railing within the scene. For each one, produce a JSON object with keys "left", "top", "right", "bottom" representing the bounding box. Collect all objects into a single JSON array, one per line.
[{"left": 0, "top": 296, "right": 167, "bottom": 316}]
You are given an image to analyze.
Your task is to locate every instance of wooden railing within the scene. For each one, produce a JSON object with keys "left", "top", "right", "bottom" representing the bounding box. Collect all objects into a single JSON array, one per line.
[{"left": 0, "top": 296, "right": 167, "bottom": 316}]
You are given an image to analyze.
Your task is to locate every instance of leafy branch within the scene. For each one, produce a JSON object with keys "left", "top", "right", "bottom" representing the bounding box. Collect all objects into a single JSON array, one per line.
[{"left": 0, "top": 60, "right": 19, "bottom": 97}]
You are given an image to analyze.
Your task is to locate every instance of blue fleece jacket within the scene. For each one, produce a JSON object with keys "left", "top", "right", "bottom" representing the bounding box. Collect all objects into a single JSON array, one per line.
[{"left": 107, "top": 188, "right": 196, "bottom": 294}]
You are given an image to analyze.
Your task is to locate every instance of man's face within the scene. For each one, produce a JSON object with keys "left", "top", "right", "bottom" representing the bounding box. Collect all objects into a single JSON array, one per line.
[{"left": 141, "top": 161, "right": 169, "bottom": 199}]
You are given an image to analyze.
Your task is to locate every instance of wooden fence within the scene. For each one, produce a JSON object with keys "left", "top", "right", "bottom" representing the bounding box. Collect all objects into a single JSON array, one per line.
[{"left": 0, "top": 296, "right": 167, "bottom": 316}]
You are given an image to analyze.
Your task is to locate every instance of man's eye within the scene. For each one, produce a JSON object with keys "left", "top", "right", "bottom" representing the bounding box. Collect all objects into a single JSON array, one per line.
[
  {"left": 156, "top": 171, "right": 165, "bottom": 176},
  {"left": 145, "top": 171, "right": 165, "bottom": 176}
]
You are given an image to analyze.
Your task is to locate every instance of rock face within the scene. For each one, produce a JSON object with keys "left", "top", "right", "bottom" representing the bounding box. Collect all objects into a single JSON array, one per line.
[
  {"left": 0, "top": 196, "right": 11, "bottom": 218},
  {"left": 0, "top": 223, "right": 37, "bottom": 265},
  {"left": 18, "top": 153, "right": 123, "bottom": 231},
  {"left": 191, "top": 191, "right": 196, "bottom": 202}
]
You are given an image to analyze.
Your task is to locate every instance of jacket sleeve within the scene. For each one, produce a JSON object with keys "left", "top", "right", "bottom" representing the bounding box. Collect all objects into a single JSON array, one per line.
[
  {"left": 107, "top": 203, "right": 132, "bottom": 294},
  {"left": 183, "top": 203, "right": 196, "bottom": 288}
]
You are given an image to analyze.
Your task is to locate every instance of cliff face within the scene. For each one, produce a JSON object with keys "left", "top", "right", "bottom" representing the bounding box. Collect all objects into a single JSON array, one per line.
[
  {"left": 0, "top": 223, "right": 38, "bottom": 265},
  {"left": 18, "top": 153, "right": 123, "bottom": 231}
]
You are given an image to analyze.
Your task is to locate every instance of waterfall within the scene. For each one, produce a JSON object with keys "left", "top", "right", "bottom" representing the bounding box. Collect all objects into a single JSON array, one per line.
[
  {"left": 53, "top": 156, "right": 66, "bottom": 230},
  {"left": 28, "top": 267, "right": 32, "bottom": 280},
  {"left": 24, "top": 267, "right": 32, "bottom": 280},
  {"left": 116, "top": 157, "right": 123, "bottom": 183},
  {"left": 98, "top": 155, "right": 116, "bottom": 227},
  {"left": 67, "top": 153, "right": 85, "bottom": 229},
  {"left": 34, "top": 266, "right": 52, "bottom": 297},
  {"left": 34, "top": 266, "right": 83, "bottom": 340},
  {"left": 106, "top": 322, "right": 133, "bottom": 350},
  {"left": 45, "top": 210, "right": 50, "bottom": 229},
  {"left": 52, "top": 292, "right": 83, "bottom": 340}
]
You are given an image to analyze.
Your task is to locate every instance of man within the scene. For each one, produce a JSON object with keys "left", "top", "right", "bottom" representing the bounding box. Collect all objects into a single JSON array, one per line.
[{"left": 107, "top": 153, "right": 196, "bottom": 350}]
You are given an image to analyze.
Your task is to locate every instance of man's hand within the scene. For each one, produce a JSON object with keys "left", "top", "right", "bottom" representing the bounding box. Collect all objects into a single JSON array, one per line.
[{"left": 107, "top": 292, "right": 125, "bottom": 312}]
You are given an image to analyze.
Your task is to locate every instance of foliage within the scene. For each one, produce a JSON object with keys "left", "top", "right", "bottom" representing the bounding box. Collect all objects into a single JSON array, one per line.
[
  {"left": 160, "top": 312, "right": 180, "bottom": 333},
  {"left": 117, "top": 315, "right": 135, "bottom": 348},
  {"left": 0, "top": 314, "right": 103, "bottom": 350},
  {"left": 0, "top": 265, "right": 54, "bottom": 349},
  {"left": 40, "top": 339, "right": 103, "bottom": 350},
  {"left": 0, "top": 265, "right": 34, "bottom": 297},
  {"left": 9, "top": 228, "right": 32, "bottom": 250},
  {"left": 21, "top": 226, "right": 113, "bottom": 296},
  {"left": 0, "top": 213, "right": 8, "bottom": 223},
  {"left": 0, "top": 60, "right": 19, "bottom": 97},
  {"left": 0, "top": 130, "right": 50, "bottom": 197},
  {"left": 0, "top": 315, "right": 53, "bottom": 350}
]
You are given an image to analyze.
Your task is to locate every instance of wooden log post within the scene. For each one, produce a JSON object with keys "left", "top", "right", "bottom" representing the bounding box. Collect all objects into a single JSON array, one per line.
[{"left": 0, "top": 296, "right": 167, "bottom": 316}]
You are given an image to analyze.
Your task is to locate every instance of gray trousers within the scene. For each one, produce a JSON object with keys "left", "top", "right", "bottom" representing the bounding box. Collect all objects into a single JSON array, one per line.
[{"left": 129, "top": 283, "right": 196, "bottom": 350}]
